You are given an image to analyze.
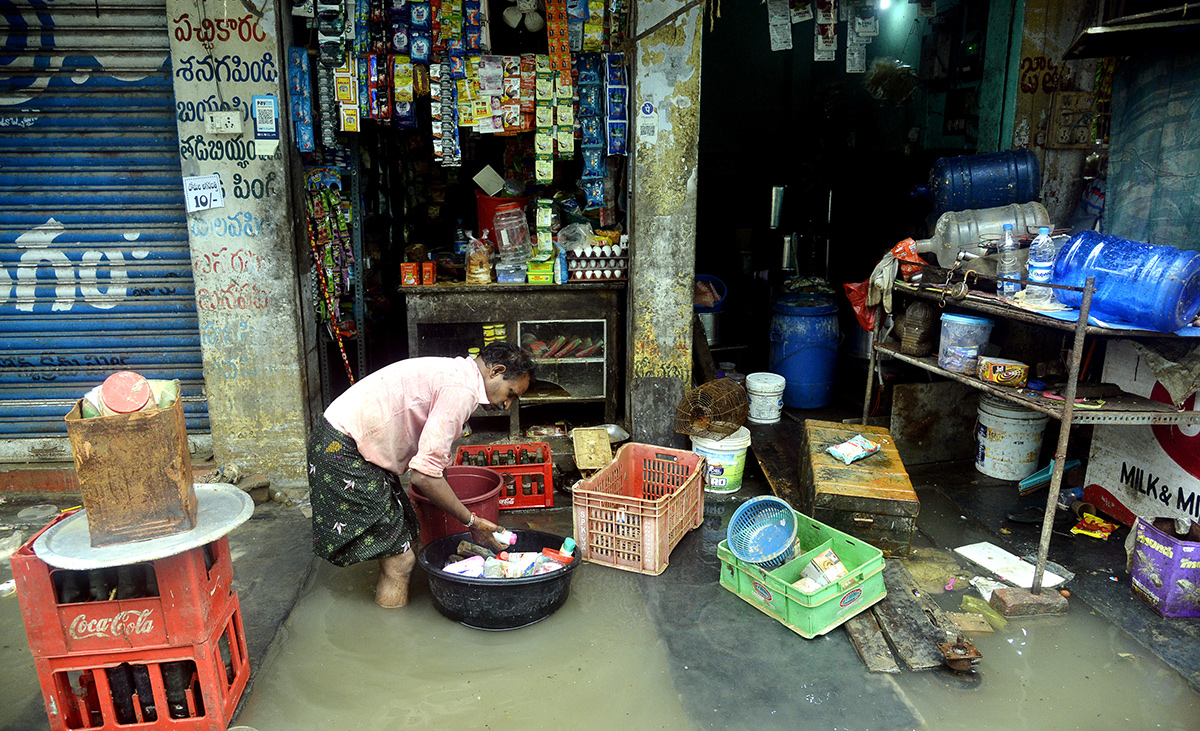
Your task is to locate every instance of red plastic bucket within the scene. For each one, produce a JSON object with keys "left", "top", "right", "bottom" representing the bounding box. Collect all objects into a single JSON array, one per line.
[
  {"left": 475, "top": 190, "right": 528, "bottom": 246},
  {"left": 408, "top": 466, "right": 503, "bottom": 546}
]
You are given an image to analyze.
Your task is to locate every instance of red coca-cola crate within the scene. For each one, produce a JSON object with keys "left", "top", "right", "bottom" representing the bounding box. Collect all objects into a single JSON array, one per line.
[
  {"left": 454, "top": 442, "right": 554, "bottom": 510},
  {"left": 31, "top": 592, "right": 249, "bottom": 731},
  {"left": 10, "top": 512, "right": 234, "bottom": 657}
]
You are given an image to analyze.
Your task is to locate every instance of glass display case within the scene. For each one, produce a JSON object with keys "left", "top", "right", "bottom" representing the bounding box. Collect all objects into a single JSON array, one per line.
[{"left": 518, "top": 318, "right": 607, "bottom": 402}]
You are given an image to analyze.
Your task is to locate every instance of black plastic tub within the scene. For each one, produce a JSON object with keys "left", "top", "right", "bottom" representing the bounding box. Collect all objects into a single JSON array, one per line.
[{"left": 417, "top": 530, "right": 579, "bottom": 630}]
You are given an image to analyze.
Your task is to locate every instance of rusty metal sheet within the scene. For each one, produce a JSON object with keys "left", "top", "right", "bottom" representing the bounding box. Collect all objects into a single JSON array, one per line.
[{"left": 890, "top": 382, "right": 980, "bottom": 466}]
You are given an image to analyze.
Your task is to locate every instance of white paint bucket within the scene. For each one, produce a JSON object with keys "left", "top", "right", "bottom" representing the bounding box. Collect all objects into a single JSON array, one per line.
[
  {"left": 745, "top": 372, "right": 786, "bottom": 424},
  {"left": 975, "top": 394, "right": 1049, "bottom": 480},
  {"left": 691, "top": 427, "right": 752, "bottom": 494}
]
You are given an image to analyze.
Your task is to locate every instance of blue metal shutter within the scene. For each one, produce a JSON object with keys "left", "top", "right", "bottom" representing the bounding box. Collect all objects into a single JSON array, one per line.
[{"left": 0, "top": 0, "right": 208, "bottom": 450}]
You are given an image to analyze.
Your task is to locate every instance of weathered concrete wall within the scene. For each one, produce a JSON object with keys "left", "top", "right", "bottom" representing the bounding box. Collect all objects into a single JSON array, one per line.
[
  {"left": 627, "top": 0, "right": 703, "bottom": 447},
  {"left": 166, "top": 0, "right": 311, "bottom": 486},
  {"left": 1011, "top": 0, "right": 1097, "bottom": 226}
]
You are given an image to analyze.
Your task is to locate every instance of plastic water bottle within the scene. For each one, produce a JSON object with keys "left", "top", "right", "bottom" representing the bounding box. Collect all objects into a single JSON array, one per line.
[
  {"left": 1025, "top": 226, "right": 1056, "bottom": 306},
  {"left": 453, "top": 219, "right": 470, "bottom": 261},
  {"left": 1052, "top": 230, "right": 1200, "bottom": 332},
  {"left": 996, "top": 223, "right": 1022, "bottom": 301}
]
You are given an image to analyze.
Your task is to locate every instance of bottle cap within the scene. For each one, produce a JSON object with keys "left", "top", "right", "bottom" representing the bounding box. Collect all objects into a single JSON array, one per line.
[
  {"left": 1002, "top": 223, "right": 1013, "bottom": 230},
  {"left": 1039, "top": 227, "right": 1050, "bottom": 234},
  {"left": 561, "top": 537, "right": 576, "bottom": 556}
]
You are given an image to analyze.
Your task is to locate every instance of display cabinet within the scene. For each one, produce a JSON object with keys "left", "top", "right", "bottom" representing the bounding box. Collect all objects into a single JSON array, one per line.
[{"left": 402, "top": 282, "right": 622, "bottom": 438}]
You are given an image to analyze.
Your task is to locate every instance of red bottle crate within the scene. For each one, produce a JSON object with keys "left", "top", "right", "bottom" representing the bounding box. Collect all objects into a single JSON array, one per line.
[
  {"left": 10, "top": 511, "right": 234, "bottom": 657},
  {"left": 31, "top": 592, "right": 249, "bottom": 731},
  {"left": 454, "top": 442, "right": 554, "bottom": 510}
]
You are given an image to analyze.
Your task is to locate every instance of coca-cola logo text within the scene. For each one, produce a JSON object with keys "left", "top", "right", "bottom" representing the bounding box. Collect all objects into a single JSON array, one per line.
[{"left": 68, "top": 610, "right": 155, "bottom": 639}]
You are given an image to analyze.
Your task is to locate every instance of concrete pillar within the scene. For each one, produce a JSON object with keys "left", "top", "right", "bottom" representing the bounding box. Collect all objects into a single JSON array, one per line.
[
  {"left": 166, "top": 1, "right": 313, "bottom": 487},
  {"left": 626, "top": 0, "right": 704, "bottom": 447}
]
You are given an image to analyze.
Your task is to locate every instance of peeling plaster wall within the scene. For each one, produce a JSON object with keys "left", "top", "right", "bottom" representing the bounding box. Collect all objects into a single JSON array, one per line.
[
  {"left": 1012, "top": 0, "right": 1097, "bottom": 226},
  {"left": 627, "top": 0, "right": 703, "bottom": 446},
  {"left": 166, "top": 0, "right": 311, "bottom": 486}
]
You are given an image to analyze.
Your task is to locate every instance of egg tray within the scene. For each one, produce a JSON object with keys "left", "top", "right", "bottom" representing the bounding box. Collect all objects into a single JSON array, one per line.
[{"left": 566, "top": 251, "right": 628, "bottom": 282}]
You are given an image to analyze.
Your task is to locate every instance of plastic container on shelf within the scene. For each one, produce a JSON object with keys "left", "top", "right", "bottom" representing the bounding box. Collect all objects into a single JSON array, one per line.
[
  {"left": 1025, "top": 226, "right": 1057, "bottom": 306},
  {"left": 996, "top": 223, "right": 1022, "bottom": 301},
  {"left": 1051, "top": 230, "right": 1200, "bottom": 332},
  {"left": 491, "top": 205, "right": 533, "bottom": 263},
  {"left": 917, "top": 149, "right": 1042, "bottom": 214},
  {"left": 937, "top": 313, "right": 994, "bottom": 374},
  {"left": 475, "top": 191, "right": 529, "bottom": 247},
  {"left": 913, "top": 201, "right": 1050, "bottom": 268}
]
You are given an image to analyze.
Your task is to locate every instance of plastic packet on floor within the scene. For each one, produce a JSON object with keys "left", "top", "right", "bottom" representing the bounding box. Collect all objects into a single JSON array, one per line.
[
  {"left": 1071, "top": 513, "right": 1119, "bottom": 540},
  {"left": 826, "top": 435, "right": 881, "bottom": 465},
  {"left": 969, "top": 576, "right": 1008, "bottom": 601}
]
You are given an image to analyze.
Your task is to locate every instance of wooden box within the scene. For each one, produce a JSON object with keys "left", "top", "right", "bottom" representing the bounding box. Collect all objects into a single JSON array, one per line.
[
  {"left": 64, "top": 397, "right": 196, "bottom": 547},
  {"left": 798, "top": 420, "right": 919, "bottom": 558}
]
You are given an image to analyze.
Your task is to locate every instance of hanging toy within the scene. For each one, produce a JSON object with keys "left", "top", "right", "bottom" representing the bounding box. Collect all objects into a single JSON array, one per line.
[{"left": 502, "top": 0, "right": 545, "bottom": 32}]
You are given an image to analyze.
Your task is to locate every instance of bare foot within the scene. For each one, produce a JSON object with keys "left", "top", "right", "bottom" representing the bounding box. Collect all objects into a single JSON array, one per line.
[{"left": 375, "top": 549, "right": 416, "bottom": 608}]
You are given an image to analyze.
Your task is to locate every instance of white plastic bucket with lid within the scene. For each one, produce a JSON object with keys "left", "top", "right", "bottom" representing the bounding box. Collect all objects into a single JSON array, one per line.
[
  {"left": 745, "top": 372, "right": 786, "bottom": 424},
  {"left": 690, "top": 427, "right": 752, "bottom": 494},
  {"left": 975, "top": 394, "right": 1049, "bottom": 480}
]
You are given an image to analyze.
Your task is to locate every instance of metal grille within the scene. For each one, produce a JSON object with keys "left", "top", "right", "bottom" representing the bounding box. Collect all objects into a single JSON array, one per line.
[{"left": 0, "top": 0, "right": 208, "bottom": 455}]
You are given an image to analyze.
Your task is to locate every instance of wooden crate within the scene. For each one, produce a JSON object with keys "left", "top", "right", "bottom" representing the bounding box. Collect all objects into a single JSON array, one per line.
[
  {"left": 65, "top": 397, "right": 196, "bottom": 547},
  {"left": 797, "top": 420, "right": 918, "bottom": 558}
]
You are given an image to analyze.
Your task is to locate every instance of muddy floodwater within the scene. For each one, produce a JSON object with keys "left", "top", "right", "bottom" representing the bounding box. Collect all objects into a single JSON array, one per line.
[{"left": 235, "top": 486, "right": 1200, "bottom": 731}]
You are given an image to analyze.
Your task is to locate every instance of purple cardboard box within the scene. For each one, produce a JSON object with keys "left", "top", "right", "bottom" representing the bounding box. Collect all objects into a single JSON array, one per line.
[{"left": 1130, "top": 518, "right": 1200, "bottom": 618}]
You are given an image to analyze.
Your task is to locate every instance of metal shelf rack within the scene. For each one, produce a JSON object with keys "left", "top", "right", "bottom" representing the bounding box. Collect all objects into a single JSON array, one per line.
[{"left": 863, "top": 275, "right": 1200, "bottom": 593}]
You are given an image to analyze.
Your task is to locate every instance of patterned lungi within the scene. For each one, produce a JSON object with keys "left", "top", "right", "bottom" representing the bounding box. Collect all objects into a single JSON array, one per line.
[{"left": 307, "top": 417, "right": 418, "bottom": 566}]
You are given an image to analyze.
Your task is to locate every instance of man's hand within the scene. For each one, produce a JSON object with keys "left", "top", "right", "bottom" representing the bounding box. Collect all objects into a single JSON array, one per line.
[{"left": 469, "top": 514, "right": 509, "bottom": 552}]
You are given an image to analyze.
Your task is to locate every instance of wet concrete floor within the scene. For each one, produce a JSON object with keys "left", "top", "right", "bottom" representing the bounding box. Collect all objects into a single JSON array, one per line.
[{"left": 4, "top": 466, "right": 1200, "bottom": 730}]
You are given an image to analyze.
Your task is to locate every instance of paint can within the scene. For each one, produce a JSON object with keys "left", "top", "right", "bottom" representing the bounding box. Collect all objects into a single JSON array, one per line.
[
  {"left": 690, "top": 427, "right": 752, "bottom": 494},
  {"left": 746, "top": 372, "right": 786, "bottom": 424},
  {"left": 975, "top": 395, "right": 1049, "bottom": 480}
]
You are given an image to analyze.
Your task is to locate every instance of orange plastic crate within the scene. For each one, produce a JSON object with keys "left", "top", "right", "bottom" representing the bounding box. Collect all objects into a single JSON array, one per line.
[
  {"left": 10, "top": 512, "right": 234, "bottom": 658},
  {"left": 572, "top": 443, "right": 705, "bottom": 575},
  {"left": 454, "top": 442, "right": 554, "bottom": 510},
  {"left": 31, "top": 592, "right": 249, "bottom": 731}
]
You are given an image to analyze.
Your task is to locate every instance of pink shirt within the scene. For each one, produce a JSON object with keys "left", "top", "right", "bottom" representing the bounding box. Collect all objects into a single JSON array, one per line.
[{"left": 324, "top": 357, "right": 487, "bottom": 477}]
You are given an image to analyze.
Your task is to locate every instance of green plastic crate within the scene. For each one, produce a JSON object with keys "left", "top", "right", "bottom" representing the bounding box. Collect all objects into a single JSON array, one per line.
[{"left": 718, "top": 510, "right": 886, "bottom": 639}]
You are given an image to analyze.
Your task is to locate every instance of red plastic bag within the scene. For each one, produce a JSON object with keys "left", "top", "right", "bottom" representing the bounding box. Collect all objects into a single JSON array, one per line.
[{"left": 844, "top": 280, "right": 876, "bottom": 332}]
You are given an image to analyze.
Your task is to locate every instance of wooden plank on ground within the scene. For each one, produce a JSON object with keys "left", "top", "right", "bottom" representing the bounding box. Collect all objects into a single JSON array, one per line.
[
  {"left": 871, "top": 560, "right": 958, "bottom": 671},
  {"left": 746, "top": 420, "right": 805, "bottom": 509},
  {"left": 844, "top": 611, "right": 901, "bottom": 673}
]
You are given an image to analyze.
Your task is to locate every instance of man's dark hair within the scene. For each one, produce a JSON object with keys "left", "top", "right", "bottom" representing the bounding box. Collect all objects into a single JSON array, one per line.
[{"left": 480, "top": 342, "right": 537, "bottom": 380}]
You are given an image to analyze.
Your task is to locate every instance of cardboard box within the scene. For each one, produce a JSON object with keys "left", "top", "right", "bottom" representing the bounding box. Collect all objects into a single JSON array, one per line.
[
  {"left": 64, "top": 397, "right": 196, "bottom": 547},
  {"left": 401, "top": 262, "right": 420, "bottom": 286},
  {"left": 421, "top": 261, "right": 436, "bottom": 285},
  {"left": 1130, "top": 517, "right": 1200, "bottom": 618}
]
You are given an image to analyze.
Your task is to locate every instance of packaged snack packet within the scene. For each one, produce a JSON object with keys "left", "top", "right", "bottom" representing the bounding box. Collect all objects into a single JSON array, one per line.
[{"left": 826, "top": 435, "right": 881, "bottom": 465}]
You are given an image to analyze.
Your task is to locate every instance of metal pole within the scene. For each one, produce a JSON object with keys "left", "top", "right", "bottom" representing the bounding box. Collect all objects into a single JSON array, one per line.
[
  {"left": 861, "top": 303, "right": 883, "bottom": 426},
  {"left": 1032, "top": 276, "right": 1094, "bottom": 593}
]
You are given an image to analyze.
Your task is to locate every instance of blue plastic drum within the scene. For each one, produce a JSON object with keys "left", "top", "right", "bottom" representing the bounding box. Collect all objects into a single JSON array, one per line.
[{"left": 769, "top": 295, "right": 839, "bottom": 409}]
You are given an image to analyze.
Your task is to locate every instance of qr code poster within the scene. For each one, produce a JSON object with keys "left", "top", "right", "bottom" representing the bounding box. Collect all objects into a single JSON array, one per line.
[{"left": 252, "top": 95, "right": 279, "bottom": 140}]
